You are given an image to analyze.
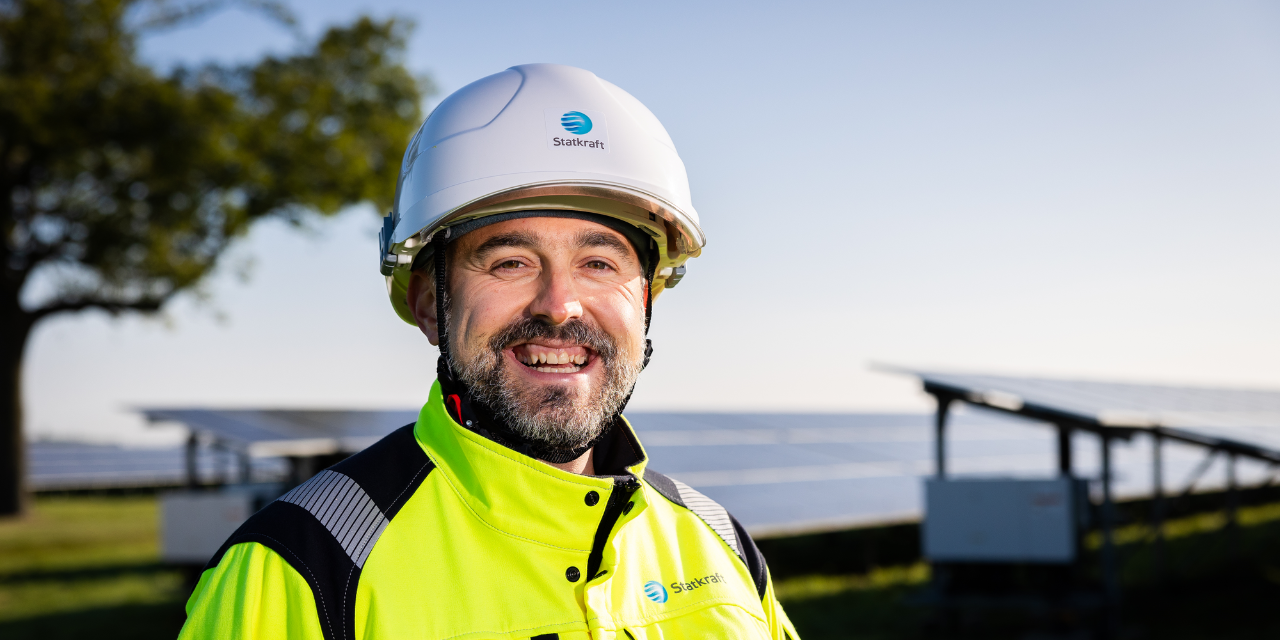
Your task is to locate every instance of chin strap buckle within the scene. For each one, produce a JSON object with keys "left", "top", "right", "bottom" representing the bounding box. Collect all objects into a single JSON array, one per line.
[{"left": 662, "top": 265, "right": 687, "bottom": 288}]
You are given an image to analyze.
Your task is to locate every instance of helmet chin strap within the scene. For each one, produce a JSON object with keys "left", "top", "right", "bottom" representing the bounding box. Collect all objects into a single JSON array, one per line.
[
  {"left": 430, "top": 230, "right": 655, "bottom": 465},
  {"left": 433, "top": 232, "right": 456, "bottom": 388}
]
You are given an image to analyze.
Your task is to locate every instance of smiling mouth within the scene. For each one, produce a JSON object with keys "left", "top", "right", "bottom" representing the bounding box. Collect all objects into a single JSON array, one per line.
[{"left": 511, "top": 343, "right": 592, "bottom": 374}]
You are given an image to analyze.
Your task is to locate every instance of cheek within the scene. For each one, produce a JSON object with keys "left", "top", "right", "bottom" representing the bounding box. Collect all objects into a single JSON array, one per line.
[
  {"left": 587, "top": 289, "right": 648, "bottom": 350},
  {"left": 452, "top": 282, "right": 532, "bottom": 351}
]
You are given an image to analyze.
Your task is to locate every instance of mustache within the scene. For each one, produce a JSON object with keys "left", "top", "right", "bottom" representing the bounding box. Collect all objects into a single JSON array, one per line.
[{"left": 486, "top": 317, "right": 620, "bottom": 361}]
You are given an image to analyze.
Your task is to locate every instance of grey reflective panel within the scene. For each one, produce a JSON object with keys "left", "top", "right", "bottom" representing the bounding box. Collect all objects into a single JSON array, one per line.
[
  {"left": 279, "top": 470, "right": 388, "bottom": 567},
  {"left": 669, "top": 477, "right": 740, "bottom": 556}
]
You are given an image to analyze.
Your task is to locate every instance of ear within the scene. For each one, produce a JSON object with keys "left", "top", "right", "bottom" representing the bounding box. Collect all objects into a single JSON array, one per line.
[{"left": 406, "top": 271, "right": 440, "bottom": 346}]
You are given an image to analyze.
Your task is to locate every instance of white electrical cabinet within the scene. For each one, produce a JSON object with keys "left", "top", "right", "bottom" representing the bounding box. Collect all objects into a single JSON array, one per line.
[
  {"left": 159, "top": 491, "right": 254, "bottom": 564},
  {"left": 923, "top": 477, "right": 1083, "bottom": 563}
]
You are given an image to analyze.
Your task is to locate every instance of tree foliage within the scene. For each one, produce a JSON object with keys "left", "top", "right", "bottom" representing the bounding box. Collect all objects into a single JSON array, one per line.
[
  {"left": 0, "top": 0, "right": 430, "bottom": 515},
  {"left": 1, "top": 0, "right": 428, "bottom": 321}
]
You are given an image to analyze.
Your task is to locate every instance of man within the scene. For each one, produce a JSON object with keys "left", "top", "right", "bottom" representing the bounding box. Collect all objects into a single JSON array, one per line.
[{"left": 180, "top": 63, "right": 799, "bottom": 640}]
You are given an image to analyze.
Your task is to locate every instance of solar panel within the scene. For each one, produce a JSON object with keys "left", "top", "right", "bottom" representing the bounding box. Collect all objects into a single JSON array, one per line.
[
  {"left": 141, "top": 409, "right": 418, "bottom": 457},
  {"left": 907, "top": 370, "right": 1280, "bottom": 436},
  {"left": 28, "top": 442, "right": 287, "bottom": 491}
]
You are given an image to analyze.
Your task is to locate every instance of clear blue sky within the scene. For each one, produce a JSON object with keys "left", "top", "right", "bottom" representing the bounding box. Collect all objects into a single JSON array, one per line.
[{"left": 25, "top": 1, "right": 1280, "bottom": 444}]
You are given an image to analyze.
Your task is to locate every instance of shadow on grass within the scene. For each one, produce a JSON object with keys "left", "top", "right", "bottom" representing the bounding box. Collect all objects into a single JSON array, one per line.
[
  {"left": 781, "top": 503, "right": 1280, "bottom": 640},
  {"left": 784, "top": 584, "right": 928, "bottom": 640},
  {"left": 0, "top": 600, "right": 187, "bottom": 640},
  {"left": 0, "top": 561, "right": 174, "bottom": 584},
  {"left": 1123, "top": 568, "right": 1280, "bottom": 640}
]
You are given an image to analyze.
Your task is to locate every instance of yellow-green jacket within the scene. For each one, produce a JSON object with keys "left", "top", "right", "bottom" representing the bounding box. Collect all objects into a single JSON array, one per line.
[{"left": 179, "top": 381, "right": 799, "bottom": 639}]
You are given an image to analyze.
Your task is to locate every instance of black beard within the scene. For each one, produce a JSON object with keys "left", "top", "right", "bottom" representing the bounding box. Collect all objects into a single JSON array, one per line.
[{"left": 450, "top": 317, "right": 644, "bottom": 455}]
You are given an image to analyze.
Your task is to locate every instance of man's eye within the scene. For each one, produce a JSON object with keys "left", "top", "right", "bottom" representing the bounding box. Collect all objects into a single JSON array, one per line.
[
  {"left": 496, "top": 260, "right": 523, "bottom": 270},
  {"left": 585, "top": 260, "right": 612, "bottom": 270}
]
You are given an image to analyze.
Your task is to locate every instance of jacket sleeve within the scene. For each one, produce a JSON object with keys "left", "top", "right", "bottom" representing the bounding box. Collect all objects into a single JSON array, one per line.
[
  {"left": 178, "top": 541, "right": 326, "bottom": 640},
  {"left": 761, "top": 569, "right": 801, "bottom": 640}
]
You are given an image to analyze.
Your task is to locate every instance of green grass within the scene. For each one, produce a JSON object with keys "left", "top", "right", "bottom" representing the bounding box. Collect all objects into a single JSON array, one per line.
[
  {"left": 775, "top": 564, "right": 931, "bottom": 640},
  {"left": 4, "top": 495, "right": 1280, "bottom": 639},
  {"left": 0, "top": 496, "right": 188, "bottom": 639}
]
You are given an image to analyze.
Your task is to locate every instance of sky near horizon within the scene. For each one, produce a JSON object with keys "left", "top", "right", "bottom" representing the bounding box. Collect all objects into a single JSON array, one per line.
[{"left": 24, "top": 1, "right": 1280, "bottom": 445}]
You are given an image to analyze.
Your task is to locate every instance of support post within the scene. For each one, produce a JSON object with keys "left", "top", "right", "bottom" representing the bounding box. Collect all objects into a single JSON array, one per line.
[
  {"left": 1100, "top": 433, "right": 1120, "bottom": 634},
  {"left": 1227, "top": 452, "right": 1239, "bottom": 555},
  {"left": 185, "top": 432, "right": 199, "bottom": 489},
  {"left": 1057, "top": 424, "right": 1073, "bottom": 477},
  {"left": 934, "top": 395, "right": 953, "bottom": 479},
  {"left": 1151, "top": 432, "right": 1165, "bottom": 584},
  {"left": 239, "top": 450, "right": 252, "bottom": 484}
]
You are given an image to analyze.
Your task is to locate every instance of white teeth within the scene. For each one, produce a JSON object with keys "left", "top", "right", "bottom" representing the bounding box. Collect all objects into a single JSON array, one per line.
[{"left": 517, "top": 348, "right": 589, "bottom": 369}]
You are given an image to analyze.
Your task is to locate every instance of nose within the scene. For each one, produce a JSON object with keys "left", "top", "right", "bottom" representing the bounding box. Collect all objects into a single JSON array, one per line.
[{"left": 528, "top": 263, "right": 583, "bottom": 325}]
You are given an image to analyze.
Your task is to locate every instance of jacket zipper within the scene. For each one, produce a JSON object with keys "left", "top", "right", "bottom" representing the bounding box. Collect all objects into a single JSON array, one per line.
[{"left": 586, "top": 476, "right": 640, "bottom": 581}]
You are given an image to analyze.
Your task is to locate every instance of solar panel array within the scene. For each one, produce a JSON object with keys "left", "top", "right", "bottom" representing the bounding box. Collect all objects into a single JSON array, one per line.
[
  {"left": 29, "top": 441, "right": 287, "bottom": 491},
  {"left": 909, "top": 370, "right": 1280, "bottom": 443},
  {"left": 34, "top": 396, "right": 1272, "bottom": 535},
  {"left": 141, "top": 409, "right": 418, "bottom": 457},
  {"left": 629, "top": 408, "right": 1271, "bottom": 536}
]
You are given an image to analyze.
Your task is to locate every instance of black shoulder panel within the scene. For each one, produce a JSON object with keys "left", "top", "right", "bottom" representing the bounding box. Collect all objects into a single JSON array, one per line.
[
  {"left": 204, "top": 424, "right": 434, "bottom": 640},
  {"left": 731, "top": 513, "right": 768, "bottom": 598},
  {"left": 329, "top": 422, "right": 435, "bottom": 519},
  {"left": 643, "top": 468, "right": 768, "bottom": 599},
  {"left": 642, "top": 467, "right": 684, "bottom": 508}
]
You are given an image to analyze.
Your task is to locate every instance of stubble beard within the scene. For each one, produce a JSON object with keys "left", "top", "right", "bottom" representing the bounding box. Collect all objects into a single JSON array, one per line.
[{"left": 449, "top": 312, "right": 644, "bottom": 453}]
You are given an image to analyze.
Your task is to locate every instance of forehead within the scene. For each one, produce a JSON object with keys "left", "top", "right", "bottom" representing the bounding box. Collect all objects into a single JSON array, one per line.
[{"left": 452, "top": 216, "right": 638, "bottom": 260}]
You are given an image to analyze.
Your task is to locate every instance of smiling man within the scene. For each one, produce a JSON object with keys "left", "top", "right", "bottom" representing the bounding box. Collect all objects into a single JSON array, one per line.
[{"left": 179, "top": 64, "right": 799, "bottom": 640}]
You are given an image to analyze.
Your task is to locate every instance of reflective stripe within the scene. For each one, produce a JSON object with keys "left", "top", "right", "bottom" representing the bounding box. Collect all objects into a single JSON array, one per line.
[
  {"left": 671, "top": 478, "right": 740, "bottom": 556},
  {"left": 279, "top": 470, "right": 389, "bottom": 567}
]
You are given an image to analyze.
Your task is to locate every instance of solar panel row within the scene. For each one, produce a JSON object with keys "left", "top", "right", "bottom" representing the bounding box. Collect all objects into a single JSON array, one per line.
[{"left": 34, "top": 403, "right": 1273, "bottom": 535}]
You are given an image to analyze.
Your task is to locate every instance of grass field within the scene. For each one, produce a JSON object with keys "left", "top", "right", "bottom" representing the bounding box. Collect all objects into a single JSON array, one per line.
[
  {"left": 0, "top": 496, "right": 188, "bottom": 639},
  {"left": 2, "top": 495, "right": 1278, "bottom": 639}
]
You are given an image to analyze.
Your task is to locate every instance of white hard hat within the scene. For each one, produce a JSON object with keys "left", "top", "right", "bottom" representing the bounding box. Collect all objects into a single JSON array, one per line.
[{"left": 379, "top": 63, "right": 705, "bottom": 325}]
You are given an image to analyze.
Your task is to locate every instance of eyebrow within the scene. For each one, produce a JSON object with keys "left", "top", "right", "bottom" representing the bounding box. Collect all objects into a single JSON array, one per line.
[
  {"left": 575, "top": 230, "right": 635, "bottom": 260},
  {"left": 472, "top": 231, "right": 540, "bottom": 261}
]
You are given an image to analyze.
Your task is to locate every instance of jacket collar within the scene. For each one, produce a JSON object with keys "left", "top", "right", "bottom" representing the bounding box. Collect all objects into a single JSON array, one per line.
[{"left": 412, "top": 381, "right": 649, "bottom": 551}]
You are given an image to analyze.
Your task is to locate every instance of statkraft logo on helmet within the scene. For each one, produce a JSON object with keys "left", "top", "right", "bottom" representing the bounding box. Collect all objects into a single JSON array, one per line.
[
  {"left": 560, "top": 111, "right": 593, "bottom": 134},
  {"left": 544, "top": 108, "right": 609, "bottom": 151}
]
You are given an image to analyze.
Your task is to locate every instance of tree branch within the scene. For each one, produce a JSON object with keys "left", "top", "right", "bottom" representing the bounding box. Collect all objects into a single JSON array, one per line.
[
  {"left": 135, "top": 0, "right": 300, "bottom": 35},
  {"left": 28, "top": 294, "right": 170, "bottom": 323}
]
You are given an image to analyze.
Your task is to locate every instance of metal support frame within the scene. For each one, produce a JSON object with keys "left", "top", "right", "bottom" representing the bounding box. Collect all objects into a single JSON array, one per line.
[
  {"left": 185, "top": 432, "right": 199, "bottom": 488},
  {"left": 1151, "top": 432, "right": 1165, "bottom": 583},
  {"left": 914, "top": 375, "right": 1280, "bottom": 636},
  {"left": 1100, "top": 434, "right": 1120, "bottom": 633},
  {"left": 1226, "top": 453, "right": 1239, "bottom": 554},
  {"left": 1057, "top": 424, "right": 1073, "bottom": 476},
  {"left": 933, "top": 394, "right": 953, "bottom": 479}
]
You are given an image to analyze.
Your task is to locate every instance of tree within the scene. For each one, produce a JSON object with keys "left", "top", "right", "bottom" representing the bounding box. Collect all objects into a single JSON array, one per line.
[{"left": 0, "top": 0, "right": 430, "bottom": 515}]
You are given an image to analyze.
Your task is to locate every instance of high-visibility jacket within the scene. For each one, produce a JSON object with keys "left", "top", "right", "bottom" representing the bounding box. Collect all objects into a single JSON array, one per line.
[{"left": 179, "top": 381, "right": 800, "bottom": 640}]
